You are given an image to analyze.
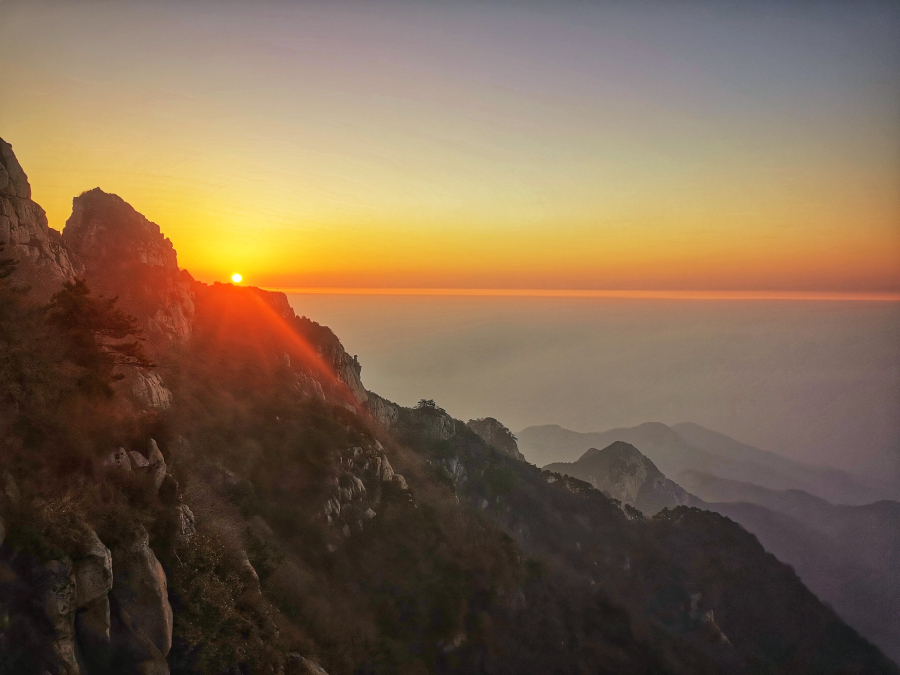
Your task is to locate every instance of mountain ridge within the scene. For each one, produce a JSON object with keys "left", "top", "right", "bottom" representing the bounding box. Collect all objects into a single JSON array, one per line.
[{"left": 1, "top": 135, "right": 896, "bottom": 674}]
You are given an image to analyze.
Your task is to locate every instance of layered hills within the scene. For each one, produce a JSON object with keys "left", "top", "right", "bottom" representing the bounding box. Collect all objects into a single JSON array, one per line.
[
  {"left": 519, "top": 421, "right": 879, "bottom": 504},
  {"left": 542, "top": 431, "right": 900, "bottom": 661},
  {"left": 1, "top": 136, "right": 897, "bottom": 674}
]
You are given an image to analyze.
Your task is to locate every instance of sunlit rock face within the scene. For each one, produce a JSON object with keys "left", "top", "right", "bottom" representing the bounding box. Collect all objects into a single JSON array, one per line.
[
  {"left": 466, "top": 417, "right": 525, "bottom": 461},
  {"left": 0, "top": 137, "right": 77, "bottom": 299},
  {"left": 62, "top": 188, "right": 195, "bottom": 349}
]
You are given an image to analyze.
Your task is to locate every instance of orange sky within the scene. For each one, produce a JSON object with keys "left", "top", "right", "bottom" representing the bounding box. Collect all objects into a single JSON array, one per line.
[{"left": 2, "top": 1, "right": 899, "bottom": 293}]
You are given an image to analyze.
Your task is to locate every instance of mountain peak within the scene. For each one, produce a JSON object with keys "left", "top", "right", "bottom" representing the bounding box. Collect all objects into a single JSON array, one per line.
[{"left": 545, "top": 440, "right": 694, "bottom": 515}]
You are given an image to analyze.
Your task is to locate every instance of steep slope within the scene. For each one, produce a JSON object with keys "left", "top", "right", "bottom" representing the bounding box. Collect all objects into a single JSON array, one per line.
[
  {"left": 0, "top": 137, "right": 76, "bottom": 299},
  {"left": 705, "top": 499, "right": 900, "bottom": 662},
  {"left": 1, "top": 140, "right": 897, "bottom": 675},
  {"left": 545, "top": 441, "right": 695, "bottom": 515},
  {"left": 62, "top": 187, "right": 196, "bottom": 349}
]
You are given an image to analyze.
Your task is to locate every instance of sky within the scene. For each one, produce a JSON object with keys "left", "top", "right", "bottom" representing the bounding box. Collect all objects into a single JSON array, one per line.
[{"left": 1, "top": 0, "right": 899, "bottom": 293}]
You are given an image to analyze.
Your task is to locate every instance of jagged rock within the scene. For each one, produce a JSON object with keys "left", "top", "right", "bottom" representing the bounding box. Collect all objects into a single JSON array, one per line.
[
  {"left": 0, "top": 137, "right": 77, "bottom": 300},
  {"left": 110, "top": 525, "right": 173, "bottom": 669},
  {"left": 39, "top": 558, "right": 79, "bottom": 675},
  {"left": 102, "top": 447, "right": 132, "bottom": 473},
  {"left": 364, "top": 454, "right": 395, "bottom": 483},
  {"left": 62, "top": 188, "right": 195, "bottom": 349},
  {"left": 129, "top": 370, "right": 173, "bottom": 410},
  {"left": 415, "top": 409, "right": 457, "bottom": 441},
  {"left": 145, "top": 439, "right": 167, "bottom": 492},
  {"left": 366, "top": 393, "right": 399, "bottom": 428},
  {"left": 466, "top": 417, "right": 525, "bottom": 461},
  {"left": 392, "top": 475, "right": 409, "bottom": 491}
]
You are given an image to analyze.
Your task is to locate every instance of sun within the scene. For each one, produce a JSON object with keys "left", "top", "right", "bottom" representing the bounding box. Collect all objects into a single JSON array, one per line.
[{"left": 231, "top": 273, "right": 242, "bottom": 283}]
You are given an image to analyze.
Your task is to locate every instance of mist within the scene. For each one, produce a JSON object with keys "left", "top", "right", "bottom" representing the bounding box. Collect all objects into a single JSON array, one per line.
[{"left": 288, "top": 293, "right": 900, "bottom": 488}]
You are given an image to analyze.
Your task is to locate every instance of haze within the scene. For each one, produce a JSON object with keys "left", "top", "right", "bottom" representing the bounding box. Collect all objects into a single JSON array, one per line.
[{"left": 287, "top": 292, "right": 900, "bottom": 493}]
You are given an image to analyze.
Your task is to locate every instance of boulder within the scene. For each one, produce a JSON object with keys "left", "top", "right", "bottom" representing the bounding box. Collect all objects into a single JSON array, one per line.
[
  {"left": 73, "top": 529, "right": 113, "bottom": 608},
  {"left": 110, "top": 525, "right": 173, "bottom": 665},
  {"left": 145, "top": 439, "right": 167, "bottom": 492},
  {"left": 101, "top": 448, "right": 132, "bottom": 473}
]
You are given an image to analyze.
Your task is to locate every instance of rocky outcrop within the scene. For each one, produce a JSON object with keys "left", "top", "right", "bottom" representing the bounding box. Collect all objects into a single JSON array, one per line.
[
  {"left": 545, "top": 441, "right": 693, "bottom": 516},
  {"left": 109, "top": 525, "right": 173, "bottom": 674},
  {"left": 466, "top": 417, "right": 524, "bottom": 461},
  {"left": 129, "top": 370, "right": 173, "bottom": 410},
  {"left": 62, "top": 188, "right": 194, "bottom": 348},
  {"left": 0, "top": 137, "right": 76, "bottom": 299},
  {"left": 366, "top": 392, "right": 400, "bottom": 428}
]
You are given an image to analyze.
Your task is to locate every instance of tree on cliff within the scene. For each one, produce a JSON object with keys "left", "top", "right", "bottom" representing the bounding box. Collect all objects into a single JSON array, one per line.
[{"left": 45, "top": 278, "right": 153, "bottom": 397}]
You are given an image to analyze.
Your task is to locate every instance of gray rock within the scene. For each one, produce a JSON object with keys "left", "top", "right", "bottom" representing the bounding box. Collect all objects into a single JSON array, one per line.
[
  {"left": 130, "top": 370, "right": 173, "bottom": 411},
  {"left": 466, "top": 417, "right": 525, "bottom": 461},
  {"left": 73, "top": 529, "right": 113, "bottom": 608},
  {"left": 101, "top": 447, "right": 132, "bottom": 473},
  {"left": 392, "top": 475, "right": 409, "bottom": 491},
  {"left": 145, "top": 439, "right": 167, "bottom": 492},
  {"left": 110, "top": 525, "right": 173, "bottom": 662}
]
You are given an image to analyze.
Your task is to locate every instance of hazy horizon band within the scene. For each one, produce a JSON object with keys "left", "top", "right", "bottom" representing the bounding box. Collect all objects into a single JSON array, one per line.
[{"left": 271, "top": 287, "right": 900, "bottom": 302}]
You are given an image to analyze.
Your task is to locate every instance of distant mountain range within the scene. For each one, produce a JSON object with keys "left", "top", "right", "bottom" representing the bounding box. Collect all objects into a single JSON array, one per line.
[
  {"left": 537, "top": 426, "right": 900, "bottom": 661},
  {"left": 519, "top": 421, "right": 881, "bottom": 504}
]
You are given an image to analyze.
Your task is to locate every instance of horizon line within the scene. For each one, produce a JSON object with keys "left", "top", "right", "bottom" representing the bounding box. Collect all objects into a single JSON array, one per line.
[{"left": 266, "top": 287, "right": 900, "bottom": 302}]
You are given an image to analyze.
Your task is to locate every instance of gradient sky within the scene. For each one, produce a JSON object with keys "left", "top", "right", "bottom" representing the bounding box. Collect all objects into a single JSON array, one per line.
[{"left": 1, "top": 0, "right": 899, "bottom": 292}]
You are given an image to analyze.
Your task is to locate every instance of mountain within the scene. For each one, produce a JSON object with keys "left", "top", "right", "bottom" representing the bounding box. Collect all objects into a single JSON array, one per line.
[
  {"left": 520, "top": 421, "right": 876, "bottom": 504},
  {"left": 545, "top": 441, "right": 696, "bottom": 516},
  {"left": 543, "top": 434, "right": 900, "bottom": 661},
  {"left": 1, "top": 136, "right": 896, "bottom": 674}
]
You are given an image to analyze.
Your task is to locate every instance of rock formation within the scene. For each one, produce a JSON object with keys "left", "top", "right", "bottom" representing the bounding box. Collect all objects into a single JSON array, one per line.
[
  {"left": 545, "top": 441, "right": 694, "bottom": 515},
  {"left": 62, "top": 188, "right": 195, "bottom": 349},
  {"left": 466, "top": 417, "right": 524, "bottom": 461},
  {"left": 0, "top": 137, "right": 76, "bottom": 299}
]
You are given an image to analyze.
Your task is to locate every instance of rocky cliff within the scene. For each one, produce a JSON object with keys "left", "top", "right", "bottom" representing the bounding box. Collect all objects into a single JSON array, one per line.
[
  {"left": 0, "top": 137, "right": 76, "bottom": 299},
  {"left": 62, "top": 188, "right": 195, "bottom": 349},
  {"left": 466, "top": 417, "right": 524, "bottom": 461}
]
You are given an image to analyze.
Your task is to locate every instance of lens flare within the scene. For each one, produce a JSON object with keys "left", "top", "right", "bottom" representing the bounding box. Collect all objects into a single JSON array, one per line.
[{"left": 232, "top": 273, "right": 242, "bottom": 283}]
